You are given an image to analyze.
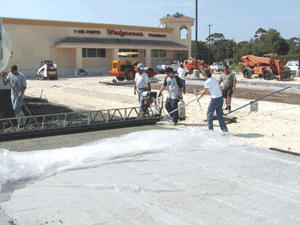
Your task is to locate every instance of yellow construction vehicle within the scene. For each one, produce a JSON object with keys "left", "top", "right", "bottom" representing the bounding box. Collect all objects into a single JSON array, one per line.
[{"left": 109, "top": 52, "right": 156, "bottom": 81}]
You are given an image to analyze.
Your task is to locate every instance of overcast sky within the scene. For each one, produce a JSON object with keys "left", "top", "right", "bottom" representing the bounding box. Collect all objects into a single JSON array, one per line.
[{"left": 1, "top": 0, "right": 299, "bottom": 43}]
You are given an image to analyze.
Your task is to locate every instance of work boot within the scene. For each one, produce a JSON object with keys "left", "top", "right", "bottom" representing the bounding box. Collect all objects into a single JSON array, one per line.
[{"left": 170, "top": 121, "right": 177, "bottom": 126}]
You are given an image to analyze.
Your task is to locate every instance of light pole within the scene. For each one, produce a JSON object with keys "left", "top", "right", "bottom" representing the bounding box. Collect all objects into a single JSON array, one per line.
[
  {"left": 297, "top": 31, "right": 300, "bottom": 77},
  {"left": 195, "top": 0, "right": 198, "bottom": 70},
  {"left": 208, "top": 24, "right": 212, "bottom": 65},
  {"left": 298, "top": 31, "right": 300, "bottom": 70},
  {"left": 225, "top": 47, "right": 229, "bottom": 65}
]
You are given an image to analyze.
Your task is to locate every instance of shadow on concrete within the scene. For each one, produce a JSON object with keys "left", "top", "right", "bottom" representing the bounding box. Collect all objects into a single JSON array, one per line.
[{"left": 233, "top": 133, "right": 264, "bottom": 138}]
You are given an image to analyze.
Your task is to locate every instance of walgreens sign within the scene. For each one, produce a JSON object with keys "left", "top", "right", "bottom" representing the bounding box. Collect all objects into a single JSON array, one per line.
[
  {"left": 106, "top": 29, "right": 144, "bottom": 37},
  {"left": 73, "top": 29, "right": 166, "bottom": 38}
]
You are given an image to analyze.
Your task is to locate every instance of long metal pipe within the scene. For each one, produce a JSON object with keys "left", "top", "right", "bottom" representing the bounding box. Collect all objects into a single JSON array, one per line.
[{"left": 226, "top": 86, "right": 292, "bottom": 115}]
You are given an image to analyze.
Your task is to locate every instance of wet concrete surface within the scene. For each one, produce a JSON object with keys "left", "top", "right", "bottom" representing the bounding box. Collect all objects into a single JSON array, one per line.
[{"left": 1, "top": 124, "right": 165, "bottom": 152}]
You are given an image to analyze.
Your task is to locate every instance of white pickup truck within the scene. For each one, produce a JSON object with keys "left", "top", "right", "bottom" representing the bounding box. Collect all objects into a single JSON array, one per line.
[
  {"left": 285, "top": 60, "right": 299, "bottom": 71},
  {"left": 157, "top": 61, "right": 182, "bottom": 73},
  {"left": 210, "top": 62, "right": 223, "bottom": 72}
]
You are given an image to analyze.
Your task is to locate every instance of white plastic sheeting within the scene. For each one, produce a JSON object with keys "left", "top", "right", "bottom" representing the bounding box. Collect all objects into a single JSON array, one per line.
[
  {"left": 0, "top": 23, "right": 13, "bottom": 73},
  {"left": 1, "top": 128, "right": 300, "bottom": 224}
]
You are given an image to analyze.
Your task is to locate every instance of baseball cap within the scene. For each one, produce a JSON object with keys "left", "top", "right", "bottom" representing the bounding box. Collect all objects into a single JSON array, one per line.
[
  {"left": 10, "top": 64, "right": 17, "bottom": 72},
  {"left": 165, "top": 67, "right": 173, "bottom": 73},
  {"left": 136, "top": 63, "right": 145, "bottom": 70}
]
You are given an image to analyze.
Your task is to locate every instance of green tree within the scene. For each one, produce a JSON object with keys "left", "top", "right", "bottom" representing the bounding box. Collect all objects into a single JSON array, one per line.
[
  {"left": 288, "top": 37, "right": 300, "bottom": 55},
  {"left": 206, "top": 33, "right": 225, "bottom": 43},
  {"left": 252, "top": 28, "right": 289, "bottom": 56},
  {"left": 191, "top": 28, "right": 296, "bottom": 64},
  {"left": 206, "top": 33, "right": 226, "bottom": 62},
  {"left": 233, "top": 41, "right": 252, "bottom": 62},
  {"left": 191, "top": 41, "right": 209, "bottom": 63},
  {"left": 174, "top": 51, "right": 188, "bottom": 62},
  {"left": 253, "top": 28, "right": 267, "bottom": 41}
]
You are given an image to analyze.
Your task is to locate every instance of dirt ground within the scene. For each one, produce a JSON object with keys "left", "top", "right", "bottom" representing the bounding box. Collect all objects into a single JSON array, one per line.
[
  {"left": 19, "top": 72, "right": 300, "bottom": 154},
  {"left": 151, "top": 83, "right": 300, "bottom": 105}
]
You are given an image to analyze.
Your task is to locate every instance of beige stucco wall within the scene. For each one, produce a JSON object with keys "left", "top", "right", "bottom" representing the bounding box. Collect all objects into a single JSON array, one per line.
[
  {"left": 2, "top": 17, "right": 192, "bottom": 76},
  {"left": 82, "top": 49, "right": 113, "bottom": 68},
  {"left": 3, "top": 23, "right": 72, "bottom": 75},
  {"left": 56, "top": 48, "right": 76, "bottom": 68},
  {"left": 160, "top": 20, "right": 193, "bottom": 58}
]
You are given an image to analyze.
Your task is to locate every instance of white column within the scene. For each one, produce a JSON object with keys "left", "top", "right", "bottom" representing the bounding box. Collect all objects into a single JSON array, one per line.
[
  {"left": 75, "top": 47, "right": 82, "bottom": 75},
  {"left": 145, "top": 48, "right": 151, "bottom": 67},
  {"left": 75, "top": 47, "right": 83, "bottom": 68},
  {"left": 113, "top": 48, "right": 119, "bottom": 60}
]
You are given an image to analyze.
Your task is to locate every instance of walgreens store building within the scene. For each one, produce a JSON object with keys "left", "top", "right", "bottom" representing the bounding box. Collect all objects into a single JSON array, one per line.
[{"left": 2, "top": 13, "right": 194, "bottom": 76}]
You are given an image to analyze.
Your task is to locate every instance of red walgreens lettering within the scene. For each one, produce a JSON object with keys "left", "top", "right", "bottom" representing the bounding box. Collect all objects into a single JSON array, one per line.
[{"left": 107, "top": 29, "right": 144, "bottom": 37}]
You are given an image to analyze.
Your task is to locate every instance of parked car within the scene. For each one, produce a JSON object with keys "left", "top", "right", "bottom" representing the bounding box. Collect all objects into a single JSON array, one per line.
[
  {"left": 210, "top": 62, "right": 223, "bottom": 72},
  {"left": 157, "top": 61, "right": 181, "bottom": 73},
  {"left": 285, "top": 60, "right": 299, "bottom": 71}
]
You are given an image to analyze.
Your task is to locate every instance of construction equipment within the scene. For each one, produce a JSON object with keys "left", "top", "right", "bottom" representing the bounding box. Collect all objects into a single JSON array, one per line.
[
  {"left": 141, "top": 91, "right": 162, "bottom": 115},
  {"left": 109, "top": 52, "right": 156, "bottom": 81},
  {"left": 0, "top": 96, "right": 164, "bottom": 141},
  {"left": 183, "top": 57, "right": 209, "bottom": 74},
  {"left": 36, "top": 60, "right": 58, "bottom": 80},
  {"left": 241, "top": 53, "right": 291, "bottom": 81}
]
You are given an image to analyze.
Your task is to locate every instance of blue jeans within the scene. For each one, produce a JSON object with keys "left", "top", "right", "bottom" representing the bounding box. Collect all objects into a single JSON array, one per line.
[
  {"left": 11, "top": 96, "right": 23, "bottom": 116},
  {"left": 180, "top": 79, "right": 186, "bottom": 94},
  {"left": 137, "top": 87, "right": 148, "bottom": 114},
  {"left": 165, "top": 97, "right": 179, "bottom": 124},
  {"left": 207, "top": 96, "right": 228, "bottom": 132}
]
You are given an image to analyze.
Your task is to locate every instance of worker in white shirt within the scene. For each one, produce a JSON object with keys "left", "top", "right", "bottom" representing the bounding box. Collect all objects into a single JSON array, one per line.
[
  {"left": 134, "top": 63, "right": 151, "bottom": 114},
  {"left": 177, "top": 63, "right": 189, "bottom": 94}
]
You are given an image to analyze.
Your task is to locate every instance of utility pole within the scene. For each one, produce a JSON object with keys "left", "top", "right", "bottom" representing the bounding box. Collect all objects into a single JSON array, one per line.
[
  {"left": 208, "top": 24, "right": 212, "bottom": 65},
  {"left": 225, "top": 47, "right": 228, "bottom": 65},
  {"left": 0, "top": 17, "right": 3, "bottom": 61},
  {"left": 297, "top": 31, "right": 300, "bottom": 77},
  {"left": 195, "top": 0, "right": 198, "bottom": 70}
]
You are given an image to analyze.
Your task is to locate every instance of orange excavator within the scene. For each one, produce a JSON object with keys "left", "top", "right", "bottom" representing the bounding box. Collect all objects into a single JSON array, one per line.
[
  {"left": 183, "top": 57, "right": 209, "bottom": 74},
  {"left": 241, "top": 53, "right": 290, "bottom": 81}
]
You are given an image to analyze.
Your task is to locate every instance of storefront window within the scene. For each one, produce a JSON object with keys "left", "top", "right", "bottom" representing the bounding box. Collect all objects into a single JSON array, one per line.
[
  {"left": 88, "top": 49, "right": 96, "bottom": 58},
  {"left": 82, "top": 49, "right": 87, "bottom": 58},
  {"left": 160, "top": 50, "right": 166, "bottom": 58},
  {"left": 82, "top": 48, "right": 106, "bottom": 58},
  {"left": 97, "top": 49, "right": 106, "bottom": 57},
  {"left": 151, "top": 50, "right": 166, "bottom": 58}
]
